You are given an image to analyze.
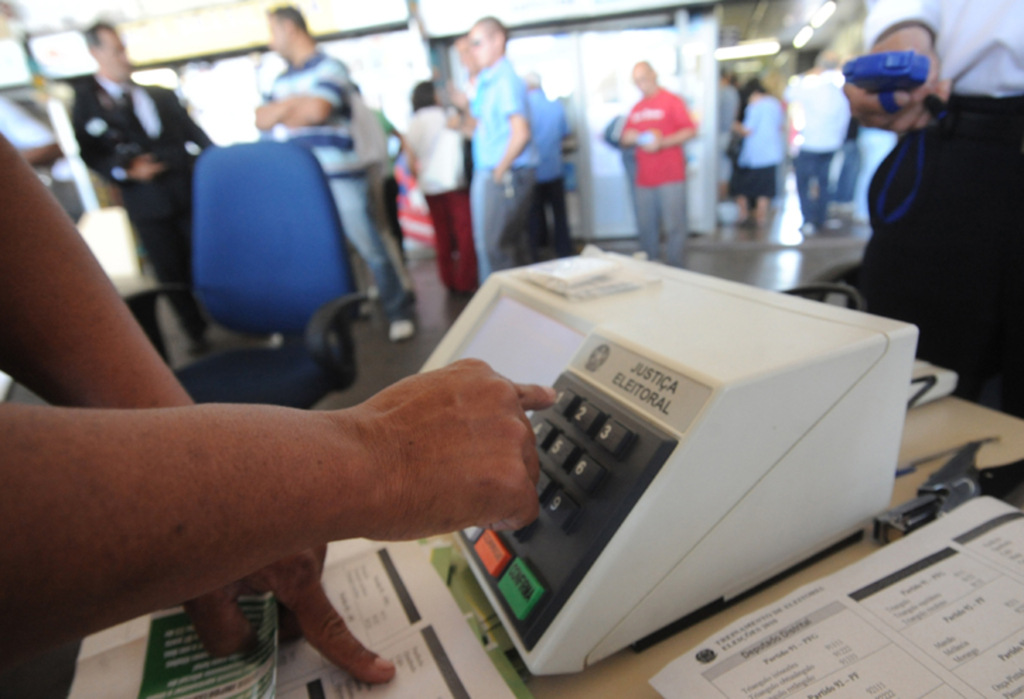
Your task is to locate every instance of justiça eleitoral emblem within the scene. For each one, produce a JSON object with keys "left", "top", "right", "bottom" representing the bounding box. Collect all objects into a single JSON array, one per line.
[{"left": 586, "top": 344, "right": 610, "bottom": 372}]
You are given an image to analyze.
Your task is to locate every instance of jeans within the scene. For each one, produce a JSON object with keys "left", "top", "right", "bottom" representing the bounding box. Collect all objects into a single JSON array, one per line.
[
  {"left": 469, "top": 171, "right": 489, "bottom": 280},
  {"left": 833, "top": 139, "right": 861, "bottom": 204},
  {"left": 794, "top": 150, "right": 836, "bottom": 227},
  {"left": 328, "top": 175, "right": 412, "bottom": 322},
  {"left": 634, "top": 180, "right": 687, "bottom": 267},
  {"left": 470, "top": 167, "right": 536, "bottom": 283}
]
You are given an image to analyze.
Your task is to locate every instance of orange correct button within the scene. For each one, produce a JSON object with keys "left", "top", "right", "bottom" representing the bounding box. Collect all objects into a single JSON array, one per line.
[{"left": 474, "top": 530, "right": 513, "bottom": 578}]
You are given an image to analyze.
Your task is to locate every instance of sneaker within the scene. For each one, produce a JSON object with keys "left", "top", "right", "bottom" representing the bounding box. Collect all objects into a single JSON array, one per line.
[
  {"left": 800, "top": 222, "right": 817, "bottom": 236},
  {"left": 389, "top": 319, "right": 416, "bottom": 342},
  {"left": 825, "top": 218, "right": 844, "bottom": 230}
]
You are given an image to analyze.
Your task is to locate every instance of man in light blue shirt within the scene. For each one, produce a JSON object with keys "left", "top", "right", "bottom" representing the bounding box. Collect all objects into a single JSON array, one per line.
[
  {"left": 525, "top": 72, "right": 571, "bottom": 260},
  {"left": 452, "top": 16, "right": 538, "bottom": 281}
]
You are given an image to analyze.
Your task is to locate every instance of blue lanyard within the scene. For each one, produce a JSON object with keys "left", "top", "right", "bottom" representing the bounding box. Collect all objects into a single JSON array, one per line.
[
  {"left": 874, "top": 98, "right": 949, "bottom": 225},
  {"left": 874, "top": 130, "right": 926, "bottom": 225}
]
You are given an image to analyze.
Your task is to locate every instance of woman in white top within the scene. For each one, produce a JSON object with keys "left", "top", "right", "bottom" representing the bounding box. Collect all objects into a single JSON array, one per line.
[{"left": 404, "top": 82, "right": 478, "bottom": 293}]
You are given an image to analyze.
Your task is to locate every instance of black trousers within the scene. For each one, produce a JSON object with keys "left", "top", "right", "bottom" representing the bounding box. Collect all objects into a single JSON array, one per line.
[
  {"left": 133, "top": 211, "right": 208, "bottom": 341},
  {"left": 860, "top": 96, "right": 1024, "bottom": 418},
  {"left": 528, "top": 177, "right": 572, "bottom": 261}
]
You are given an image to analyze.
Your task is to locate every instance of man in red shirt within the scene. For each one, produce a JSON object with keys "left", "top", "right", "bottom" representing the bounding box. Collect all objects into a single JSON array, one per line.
[{"left": 621, "top": 61, "right": 697, "bottom": 267}]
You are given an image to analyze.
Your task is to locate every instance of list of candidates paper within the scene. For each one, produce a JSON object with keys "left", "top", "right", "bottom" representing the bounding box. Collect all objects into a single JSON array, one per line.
[{"left": 652, "top": 498, "right": 1024, "bottom": 699}]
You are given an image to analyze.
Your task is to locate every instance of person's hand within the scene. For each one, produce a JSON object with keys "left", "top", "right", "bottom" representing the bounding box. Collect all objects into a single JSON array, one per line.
[
  {"left": 255, "top": 102, "right": 286, "bottom": 131},
  {"left": 492, "top": 166, "right": 507, "bottom": 184},
  {"left": 345, "top": 359, "right": 556, "bottom": 540},
  {"left": 640, "top": 132, "right": 663, "bottom": 153},
  {"left": 186, "top": 546, "right": 397, "bottom": 685},
  {"left": 126, "top": 154, "right": 168, "bottom": 181},
  {"left": 448, "top": 86, "right": 469, "bottom": 113},
  {"left": 843, "top": 23, "right": 951, "bottom": 134}
]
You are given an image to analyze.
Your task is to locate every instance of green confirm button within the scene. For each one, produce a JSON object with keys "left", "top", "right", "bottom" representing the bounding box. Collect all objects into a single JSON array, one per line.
[{"left": 498, "top": 558, "right": 546, "bottom": 620}]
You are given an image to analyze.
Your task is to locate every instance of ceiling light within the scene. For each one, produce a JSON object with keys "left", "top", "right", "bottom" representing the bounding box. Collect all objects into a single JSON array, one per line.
[
  {"left": 793, "top": 26, "right": 814, "bottom": 49},
  {"left": 714, "top": 40, "right": 781, "bottom": 61},
  {"left": 810, "top": 1, "right": 836, "bottom": 28}
]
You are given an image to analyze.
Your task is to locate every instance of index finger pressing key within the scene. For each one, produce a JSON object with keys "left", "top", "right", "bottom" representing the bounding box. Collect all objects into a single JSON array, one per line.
[{"left": 516, "top": 383, "right": 557, "bottom": 412}]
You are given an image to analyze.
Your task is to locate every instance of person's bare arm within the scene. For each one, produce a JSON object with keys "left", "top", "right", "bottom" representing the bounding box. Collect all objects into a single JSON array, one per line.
[
  {"left": 732, "top": 121, "right": 751, "bottom": 137},
  {"left": 20, "top": 142, "right": 63, "bottom": 167},
  {"left": 0, "top": 365, "right": 553, "bottom": 670},
  {"left": 0, "top": 136, "right": 555, "bottom": 677},
  {"left": 447, "top": 88, "right": 478, "bottom": 138},
  {"left": 844, "top": 22, "right": 950, "bottom": 134},
  {"left": 256, "top": 97, "right": 333, "bottom": 130},
  {"left": 0, "top": 136, "right": 190, "bottom": 409},
  {"left": 404, "top": 145, "right": 420, "bottom": 178},
  {"left": 643, "top": 126, "right": 696, "bottom": 153},
  {"left": 492, "top": 113, "right": 530, "bottom": 183}
]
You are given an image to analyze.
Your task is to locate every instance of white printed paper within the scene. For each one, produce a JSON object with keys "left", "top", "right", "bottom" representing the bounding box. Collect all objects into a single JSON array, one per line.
[
  {"left": 69, "top": 540, "right": 514, "bottom": 699},
  {"left": 276, "top": 539, "right": 515, "bottom": 699},
  {"left": 651, "top": 497, "right": 1024, "bottom": 699}
]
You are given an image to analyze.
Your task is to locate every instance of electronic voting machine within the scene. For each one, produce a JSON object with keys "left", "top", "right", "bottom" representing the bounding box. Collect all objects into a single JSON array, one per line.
[{"left": 421, "top": 251, "right": 918, "bottom": 674}]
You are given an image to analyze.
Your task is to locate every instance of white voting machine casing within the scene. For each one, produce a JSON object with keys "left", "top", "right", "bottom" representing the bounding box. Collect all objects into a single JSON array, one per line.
[{"left": 421, "top": 252, "right": 917, "bottom": 675}]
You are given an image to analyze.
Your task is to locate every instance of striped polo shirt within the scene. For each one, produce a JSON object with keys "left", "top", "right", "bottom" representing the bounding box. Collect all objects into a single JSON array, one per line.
[{"left": 265, "top": 53, "right": 359, "bottom": 177}]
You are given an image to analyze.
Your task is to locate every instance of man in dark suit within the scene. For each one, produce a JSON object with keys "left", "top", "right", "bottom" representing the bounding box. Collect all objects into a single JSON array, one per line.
[{"left": 74, "top": 22, "right": 211, "bottom": 352}]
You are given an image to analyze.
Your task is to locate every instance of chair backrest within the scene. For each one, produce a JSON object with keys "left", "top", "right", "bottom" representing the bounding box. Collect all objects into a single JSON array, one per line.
[{"left": 192, "top": 141, "right": 355, "bottom": 335}]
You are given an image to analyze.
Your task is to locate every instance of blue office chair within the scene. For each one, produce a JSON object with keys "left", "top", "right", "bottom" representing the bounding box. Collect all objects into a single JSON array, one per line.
[{"left": 127, "top": 141, "right": 361, "bottom": 408}]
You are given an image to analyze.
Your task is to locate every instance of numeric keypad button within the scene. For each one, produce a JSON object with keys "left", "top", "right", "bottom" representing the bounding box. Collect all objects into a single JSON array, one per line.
[
  {"left": 545, "top": 489, "right": 581, "bottom": 531},
  {"left": 568, "top": 454, "right": 607, "bottom": 494},
  {"left": 532, "top": 420, "right": 556, "bottom": 450},
  {"left": 595, "top": 419, "right": 635, "bottom": 457},
  {"left": 547, "top": 434, "right": 581, "bottom": 471},
  {"left": 535, "top": 470, "right": 554, "bottom": 502},
  {"left": 552, "top": 389, "right": 580, "bottom": 417},
  {"left": 571, "top": 400, "right": 605, "bottom": 437}
]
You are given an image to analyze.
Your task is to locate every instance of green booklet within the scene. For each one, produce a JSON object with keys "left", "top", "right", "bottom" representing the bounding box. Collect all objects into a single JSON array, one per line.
[{"left": 137, "top": 594, "right": 277, "bottom": 699}]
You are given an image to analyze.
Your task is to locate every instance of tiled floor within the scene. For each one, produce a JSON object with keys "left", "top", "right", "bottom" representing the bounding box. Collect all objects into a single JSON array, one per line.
[{"left": 0, "top": 175, "right": 871, "bottom": 698}]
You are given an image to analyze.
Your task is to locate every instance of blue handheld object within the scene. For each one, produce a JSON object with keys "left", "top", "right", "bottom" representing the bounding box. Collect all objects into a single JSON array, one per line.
[
  {"left": 878, "top": 91, "right": 901, "bottom": 114},
  {"left": 842, "top": 51, "right": 930, "bottom": 93}
]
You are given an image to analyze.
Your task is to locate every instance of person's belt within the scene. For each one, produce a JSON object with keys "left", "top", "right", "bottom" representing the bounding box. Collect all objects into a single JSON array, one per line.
[{"left": 936, "top": 103, "right": 1024, "bottom": 151}]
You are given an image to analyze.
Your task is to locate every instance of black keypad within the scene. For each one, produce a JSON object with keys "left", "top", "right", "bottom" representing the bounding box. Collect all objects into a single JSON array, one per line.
[
  {"left": 568, "top": 454, "right": 607, "bottom": 494},
  {"left": 545, "top": 489, "right": 580, "bottom": 531},
  {"left": 533, "top": 420, "right": 556, "bottom": 450},
  {"left": 594, "top": 419, "right": 635, "bottom": 457},
  {"left": 513, "top": 521, "right": 537, "bottom": 542},
  {"left": 570, "top": 400, "right": 604, "bottom": 436},
  {"left": 462, "top": 371, "right": 679, "bottom": 653},
  {"left": 547, "top": 434, "right": 580, "bottom": 471},
  {"left": 552, "top": 389, "right": 580, "bottom": 417},
  {"left": 536, "top": 470, "right": 553, "bottom": 502}
]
